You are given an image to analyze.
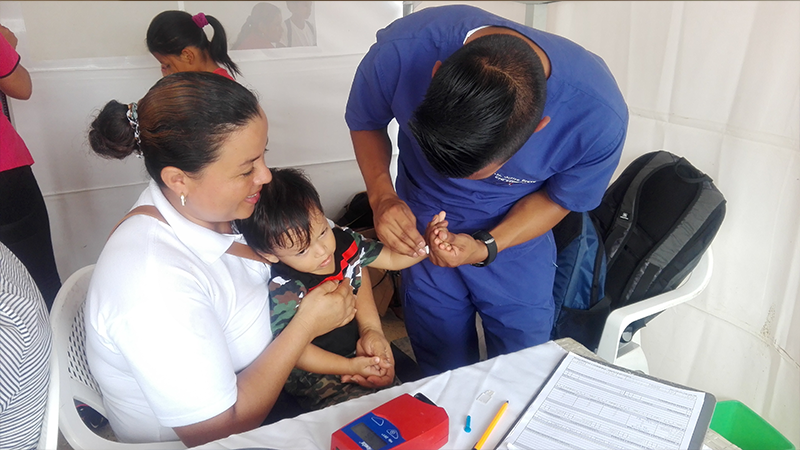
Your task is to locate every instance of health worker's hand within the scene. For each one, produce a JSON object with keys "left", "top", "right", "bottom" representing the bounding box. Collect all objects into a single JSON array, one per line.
[
  {"left": 372, "top": 194, "right": 427, "bottom": 258},
  {"left": 425, "top": 218, "right": 489, "bottom": 268}
]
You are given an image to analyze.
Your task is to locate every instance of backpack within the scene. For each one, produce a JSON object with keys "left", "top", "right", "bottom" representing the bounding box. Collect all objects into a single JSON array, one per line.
[
  {"left": 551, "top": 151, "right": 726, "bottom": 350},
  {"left": 334, "top": 191, "right": 373, "bottom": 232},
  {"left": 550, "top": 211, "right": 611, "bottom": 347}
]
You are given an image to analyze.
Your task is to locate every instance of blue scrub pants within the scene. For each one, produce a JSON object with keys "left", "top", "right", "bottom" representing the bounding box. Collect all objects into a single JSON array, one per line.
[{"left": 401, "top": 233, "right": 557, "bottom": 376}]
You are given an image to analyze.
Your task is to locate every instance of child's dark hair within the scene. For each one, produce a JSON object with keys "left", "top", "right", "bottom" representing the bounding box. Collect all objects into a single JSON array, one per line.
[
  {"left": 147, "top": 10, "right": 241, "bottom": 77},
  {"left": 237, "top": 167, "right": 324, "bottom": 255}
]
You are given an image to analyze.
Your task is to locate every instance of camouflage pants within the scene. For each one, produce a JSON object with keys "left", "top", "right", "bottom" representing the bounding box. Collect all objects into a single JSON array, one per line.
[{"left": 285, "top": 363, "right": 401, "bottom": 411}]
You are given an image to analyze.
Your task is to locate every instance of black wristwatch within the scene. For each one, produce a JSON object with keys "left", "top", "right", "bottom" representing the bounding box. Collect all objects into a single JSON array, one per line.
[{"left": 471, "top": 230, "right": 497, "bottom": 267}]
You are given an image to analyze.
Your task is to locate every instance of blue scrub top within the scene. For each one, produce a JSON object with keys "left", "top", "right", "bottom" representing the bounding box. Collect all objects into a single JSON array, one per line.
[{"left": 346, "top": 5, "right": 628, "bottom": 235}]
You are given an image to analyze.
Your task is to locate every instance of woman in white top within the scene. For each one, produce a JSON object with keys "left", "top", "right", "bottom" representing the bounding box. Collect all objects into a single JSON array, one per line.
[{"left": 85, "top": 72, "right": 360, "bottom": 446}]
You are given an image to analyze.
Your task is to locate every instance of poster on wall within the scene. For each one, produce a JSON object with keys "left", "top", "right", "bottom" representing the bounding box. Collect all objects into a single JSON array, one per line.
[
  {"left": 230, "top": 1, "right": 317, "bottom": 50},
  {"left": 5, "top": 1, "right": 399, "bottom": 66}
]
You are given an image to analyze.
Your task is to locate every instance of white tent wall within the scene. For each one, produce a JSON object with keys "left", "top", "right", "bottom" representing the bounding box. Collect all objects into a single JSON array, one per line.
[
  {"left": 0, "top": 1, "right": 403, "bottom": 278},
  {"left": 544, "top": 1, "right": 799, "bottom": 445},
  {"left": 1, "top": 0, "right": 798, "bottom": 445}
]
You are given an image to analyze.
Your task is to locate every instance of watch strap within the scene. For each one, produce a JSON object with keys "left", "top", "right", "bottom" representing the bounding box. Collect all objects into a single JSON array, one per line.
[{"left": 471, "top": 230, "right": 497, "bottom": 267}]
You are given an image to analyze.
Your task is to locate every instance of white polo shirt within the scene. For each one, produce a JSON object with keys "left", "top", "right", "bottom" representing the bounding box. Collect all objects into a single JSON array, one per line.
[{"left": 85, "top": 181, "right": 272, "bottom": 443}]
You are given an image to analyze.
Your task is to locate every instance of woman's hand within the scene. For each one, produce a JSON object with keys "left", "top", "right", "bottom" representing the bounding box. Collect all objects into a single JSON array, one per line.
[
  {"left": 342, "top": 327, "right": 395, "bottom": 388},
  {"left": 291, "top": 279, "right": 356, "bottom": 339}
]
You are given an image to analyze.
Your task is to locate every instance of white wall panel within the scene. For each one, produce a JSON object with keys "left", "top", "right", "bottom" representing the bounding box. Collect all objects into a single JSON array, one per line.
[{"left": 1, "top": 0, "right": 402, "bottom": 279}]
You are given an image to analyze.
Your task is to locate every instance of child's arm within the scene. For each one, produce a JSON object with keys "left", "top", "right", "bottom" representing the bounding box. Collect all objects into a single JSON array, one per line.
[
  {"left": 295, "top": 344, "right": 383, "bottom": 378},
  {"left": 340, "top": 268, "right": 396, "bottom": 388},
  {"left": 368, "top": 211, "right": 446, "bottom": 270},
  {"left": 368, "top": 246, "right": 426, "bottom": 271}
]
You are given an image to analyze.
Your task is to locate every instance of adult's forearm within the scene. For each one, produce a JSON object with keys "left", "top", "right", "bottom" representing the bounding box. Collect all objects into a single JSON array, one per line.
[
  {"left": 0, "top": 63, "right": 32, "bottom": 100},
  {"left": 490, "top": 190, "right": 570, "bottom": 253},
  {"left": 351, "top": 129, "right": 396, "bottom": 206},
  {"left": 173, "top": 320, "right": 315, "bottom": 446},
  {"left": 354, "top": 268, "right": 383, "bottom": 334}
]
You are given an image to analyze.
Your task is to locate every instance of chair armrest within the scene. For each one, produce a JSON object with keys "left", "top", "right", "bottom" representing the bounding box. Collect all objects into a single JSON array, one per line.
[
  {"left": 38, "top": 350, "right": 60, "bottom": 450},
  {"left": 596, "top": 249, "right": 714, "bottom": 364}
]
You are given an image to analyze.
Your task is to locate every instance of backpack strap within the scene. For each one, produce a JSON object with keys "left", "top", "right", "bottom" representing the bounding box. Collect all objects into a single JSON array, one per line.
[
  {"left": 110, "top": 205, "right": 267, "bottom": 264},
  {"left": 604, "top": 152, "right": 676, "bottom": 264}
]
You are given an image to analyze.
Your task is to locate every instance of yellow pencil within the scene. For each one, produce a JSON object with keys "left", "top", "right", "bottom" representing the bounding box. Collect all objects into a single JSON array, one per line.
[{"left": 472, "top": 400, "right": 509, "bottom": 450}]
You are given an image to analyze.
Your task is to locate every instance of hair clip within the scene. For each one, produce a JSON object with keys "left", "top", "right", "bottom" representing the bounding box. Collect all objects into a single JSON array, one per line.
[{"left": 126, "top": 102, "right": 142, "bottom": 157}]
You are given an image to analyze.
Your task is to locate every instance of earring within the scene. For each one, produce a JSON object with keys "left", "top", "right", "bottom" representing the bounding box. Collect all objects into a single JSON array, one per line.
[{"left": 180, "top": 193, "right": 186, "bottom": 207}]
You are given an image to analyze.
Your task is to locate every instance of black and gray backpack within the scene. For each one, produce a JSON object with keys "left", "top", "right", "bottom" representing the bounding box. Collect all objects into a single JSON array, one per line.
[{"left": 552, "top": 150, "right": 726, "bottom": 350}]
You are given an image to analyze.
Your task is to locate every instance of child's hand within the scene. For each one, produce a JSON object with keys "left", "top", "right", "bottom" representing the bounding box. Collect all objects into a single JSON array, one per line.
[
  {"left": 425, "top": 211, "right": 454, "bottom": 255},
  {"left": 344, "top": 356, "right": 385, "bottom": 379},
  {"left": 342, "top": 329, "right": 396, "bottom": 387}
]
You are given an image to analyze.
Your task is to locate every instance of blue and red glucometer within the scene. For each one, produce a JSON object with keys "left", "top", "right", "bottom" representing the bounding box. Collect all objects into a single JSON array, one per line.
[{"left": 330, "top": 393, "right": 449, "bottom": 450}]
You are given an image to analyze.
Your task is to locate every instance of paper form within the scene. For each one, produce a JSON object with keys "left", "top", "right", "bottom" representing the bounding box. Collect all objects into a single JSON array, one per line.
[{"left": 498, "top": 353, "right": 707, "bottom": 450}]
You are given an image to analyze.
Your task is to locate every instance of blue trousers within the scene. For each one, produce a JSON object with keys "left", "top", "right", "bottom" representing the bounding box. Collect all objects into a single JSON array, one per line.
[{"left": 401, "top": 233, "right": 557, "bottom": 376}]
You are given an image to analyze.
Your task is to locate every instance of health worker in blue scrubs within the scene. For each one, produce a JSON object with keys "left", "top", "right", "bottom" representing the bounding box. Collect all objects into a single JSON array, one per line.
[{"left": 345, "top": 5, "right": 628, "bottom": 375}]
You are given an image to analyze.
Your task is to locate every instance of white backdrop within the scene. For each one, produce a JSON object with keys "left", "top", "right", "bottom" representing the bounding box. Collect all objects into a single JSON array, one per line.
[
  {"left": 544, "top": 1, "right": 799, "bottom": 445},
  {"left": 0, "top": 1, "right": 403, "bottom": 279},
  {"left": 1, "top": 1, "right": 798, "bottom": 446}
]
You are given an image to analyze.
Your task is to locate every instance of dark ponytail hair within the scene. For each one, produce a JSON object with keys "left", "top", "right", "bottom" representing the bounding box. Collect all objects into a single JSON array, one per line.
[
  {"left": 146, "top": 10, "right": 241, "bottom": 77},
  {"left": 88, "top": 72, "right": 261, "bottom": 186}
]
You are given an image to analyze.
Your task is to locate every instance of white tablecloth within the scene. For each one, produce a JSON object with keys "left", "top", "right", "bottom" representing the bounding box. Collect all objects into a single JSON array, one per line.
[
  {"left": 194, "top": 339, "right": 735, "bottom": 450},
  {"left": 195, "top": 341, "right": 568, "bottom": 450}
]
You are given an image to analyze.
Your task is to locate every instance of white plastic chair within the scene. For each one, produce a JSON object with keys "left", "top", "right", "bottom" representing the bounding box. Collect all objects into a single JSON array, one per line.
[
  {"left": 50, "top": 265, "right": 185, "bottom": 450},
  {"left": 595, "top": 249, "right": 714, "bottom": 372},
  {"left": 37, "top": 349, "right": 59, "bottom": 450}
]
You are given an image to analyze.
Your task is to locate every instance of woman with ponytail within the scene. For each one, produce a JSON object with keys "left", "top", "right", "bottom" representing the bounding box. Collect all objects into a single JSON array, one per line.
[
  {"left": 146, "top": 10, "right": 240, "bottom": 80},
  {"left": 85, "top": 72, "right": 357, "bottom": 446}
]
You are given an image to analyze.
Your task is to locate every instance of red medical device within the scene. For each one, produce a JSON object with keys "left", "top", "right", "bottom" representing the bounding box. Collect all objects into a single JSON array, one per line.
[{"left": 331, "top": 393, "right": 449, "bottom": 450}]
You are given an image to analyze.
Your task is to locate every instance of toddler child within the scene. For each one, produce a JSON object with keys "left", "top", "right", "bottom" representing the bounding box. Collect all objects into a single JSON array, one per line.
[{"left": 237, "top": 167, "right": 435, "bottom": 410}]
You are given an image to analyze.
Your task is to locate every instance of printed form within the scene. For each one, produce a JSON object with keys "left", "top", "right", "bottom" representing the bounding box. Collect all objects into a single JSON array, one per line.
[{"left": 498, "top": 353, "right": 708, "bottom": 450}]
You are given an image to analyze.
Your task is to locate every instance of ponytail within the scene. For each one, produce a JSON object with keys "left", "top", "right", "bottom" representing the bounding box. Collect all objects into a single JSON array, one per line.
[
  {"left": 88, "top": 100, "right": 140, "bottom": 161},
  {"left": 205, "top": 15, "right": 241, "bottom": 77},
  {"left": 147, "top": 10, "right": 240, "bottom": 78}
]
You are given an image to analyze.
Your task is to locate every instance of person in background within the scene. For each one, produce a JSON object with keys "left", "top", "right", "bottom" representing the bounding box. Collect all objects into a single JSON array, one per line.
[
  {"left": 237, "top": 167, "right": 431, "bottom": 410},
  {"left": 232, "top": 2, "right": 285, "bottom": 50},
  {"left": 147, "top": 10, "right": 240, "bottom": 80},
  {"left": 282, "top": 1, "right": 316, "bottom": 47},
  {"left": 85, "top": 72, "right": 356, "bottom": 446},
  {"left": 0, "top": 241, "right": 51, "bottom": 450},
  {"left": 0, "top": 23, "right": 61, "bottom": 309},
  {"left": 346, "top": 5, "right": 627, "bottom": 376}
]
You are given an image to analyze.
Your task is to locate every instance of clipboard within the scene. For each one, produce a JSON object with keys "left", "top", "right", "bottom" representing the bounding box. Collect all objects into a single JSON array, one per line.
[{"left": 495, "top": 352, "right": 716, "bottom": 450}]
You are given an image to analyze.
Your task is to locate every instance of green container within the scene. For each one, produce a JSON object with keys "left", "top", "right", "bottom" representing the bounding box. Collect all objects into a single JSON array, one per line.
[{"left": 710, "top": 400, "right": 795, "bottom": 450}]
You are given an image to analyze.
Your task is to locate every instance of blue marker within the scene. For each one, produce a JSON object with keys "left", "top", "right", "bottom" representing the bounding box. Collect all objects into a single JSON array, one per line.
[{"left": 464, "top": 415, "right": 472, "bottom": 433}]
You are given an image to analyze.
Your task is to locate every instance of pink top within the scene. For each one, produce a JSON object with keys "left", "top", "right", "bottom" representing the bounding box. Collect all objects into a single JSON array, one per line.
[
  {"left": 213, "top": 67, "right": 235, "bottom": 81},
  {"left": 0, "top": 34, "right": 33, "bottom": 172}
]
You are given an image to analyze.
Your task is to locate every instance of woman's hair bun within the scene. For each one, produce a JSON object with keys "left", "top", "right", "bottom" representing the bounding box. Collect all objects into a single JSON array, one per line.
[{"left": 88, "top": 100, "right": 139, "bottom": 160}]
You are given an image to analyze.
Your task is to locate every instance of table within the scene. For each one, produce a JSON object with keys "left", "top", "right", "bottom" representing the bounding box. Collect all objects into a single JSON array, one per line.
[{"left": 196, "top": 338, "right": 737, "bottom": 450}]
